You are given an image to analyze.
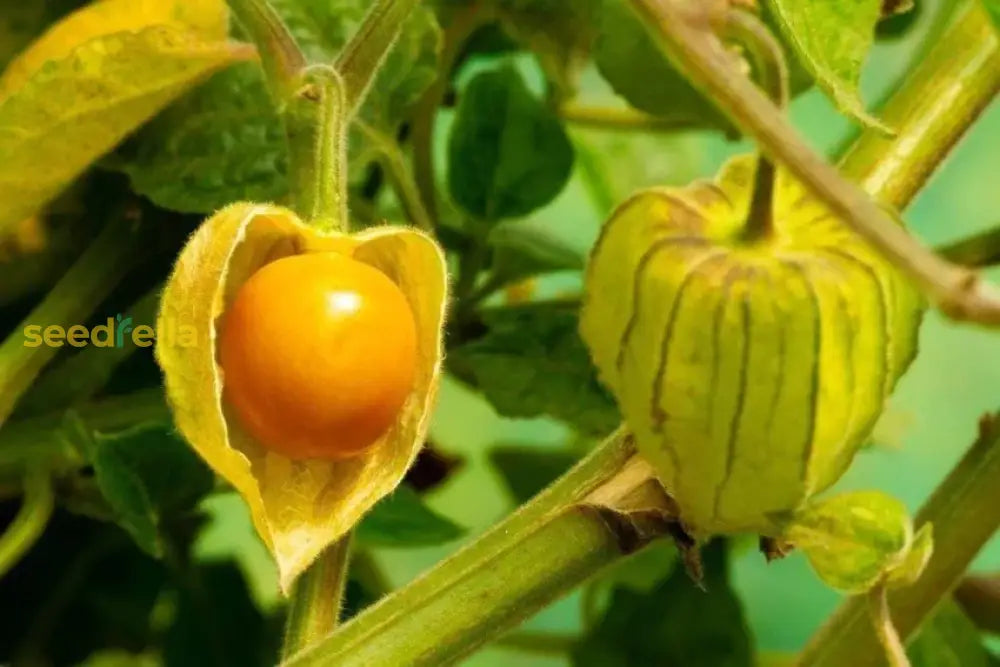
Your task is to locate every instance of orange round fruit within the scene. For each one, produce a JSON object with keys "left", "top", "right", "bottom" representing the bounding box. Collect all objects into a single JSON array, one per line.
[{"left": 218, "top": 252, "right": 418, "bottom": 460}]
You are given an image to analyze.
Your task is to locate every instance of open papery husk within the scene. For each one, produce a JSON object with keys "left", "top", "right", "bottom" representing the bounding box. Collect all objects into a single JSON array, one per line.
[
  {"left": 580, "top": 155, "right": 924, "bottom": 539},
  {"left": 155, "top": 203, "right": 447, "bottom": 591}
]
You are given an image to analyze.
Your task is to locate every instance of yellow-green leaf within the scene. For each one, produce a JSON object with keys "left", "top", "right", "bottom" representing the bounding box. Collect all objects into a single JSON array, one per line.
[
  {"left": 155, "top": 204, "right": 448, "bottom": 591},
  {"left": 580, "top": 155, "right": 923, "bottom": 537},
  {"left": 785, "top": 490, "right": 913, "bottom": 593},
  {"left": 0, "top": 0, "right": 245, "bottom": 237},
  {"left": 765, "top": 0, "right": 890, "bottom": 131}
]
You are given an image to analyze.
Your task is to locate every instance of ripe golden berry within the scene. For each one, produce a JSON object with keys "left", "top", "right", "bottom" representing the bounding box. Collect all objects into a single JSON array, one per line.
[{"left": 218, "top": 252, "right": 418, "bottom": 460}]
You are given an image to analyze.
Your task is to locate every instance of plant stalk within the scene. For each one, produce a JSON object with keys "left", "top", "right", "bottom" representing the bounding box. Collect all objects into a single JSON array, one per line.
[
  {"left": 723, "top": 8, "right": 789, "bottom": 241},
  {"left": 336, "top": 0, "right": 420, "bottom": 115},
  {"left": 282, "top": 536, "right": 354, "bottom": 660},
  {"left": 868, "top": 583, "right": 911, "bottom": 667},
  {"left": 284, "top": 65, "right": 349, "bottom": 229},
  {"left": 282, "top": 431, "right": 667, "bottom": 666},
  {"left": 226, "top": 0, "right": 307, "bottom": 101},
  {"left": 799, "top": 414, "right": 1000, "bottom": 666},
  {"left": 0, "top": 466, "right": 54, "bottom": 578},
  {"left": 630, "top": 0, "right": 1000, "bottom": 325}
]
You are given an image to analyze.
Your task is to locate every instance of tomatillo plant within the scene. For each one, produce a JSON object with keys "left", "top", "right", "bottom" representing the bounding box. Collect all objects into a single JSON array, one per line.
[{"left": 0, "top": 1, "right": 999, "bottom": 666}]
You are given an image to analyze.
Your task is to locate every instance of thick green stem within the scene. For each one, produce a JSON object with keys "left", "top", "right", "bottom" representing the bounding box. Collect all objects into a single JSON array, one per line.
[
  {"left": 0, "top": 213, "right": 145, "bottom": 428},
  {"left": 838, "top": 5, "right": 1000, "bottom": 209},
  {"left": 631, "top": 0, "right": 1000, "bottom": 325},
  {"left": 0, "top": 466, "right": 54, "bottom": 578},
  {"left": 336, "top": 0, "right": 419, "bottom": 115},
  {"left": 799, "top": 415, "right": 1000, "bottom": 666},
  {"left": 282, "top": 431, "right": 665, "bottom": 666},
  {"left": 284, "top": 65, "right": 349, "bottom": 229},
  {"left": 282, "top": 536, "right": 354, "bottom": 660},
  {"left": 226, "top": 0, "right": 307, "bottom": 101}
]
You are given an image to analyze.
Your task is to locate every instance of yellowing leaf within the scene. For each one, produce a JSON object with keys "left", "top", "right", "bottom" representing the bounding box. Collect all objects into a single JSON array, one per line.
[
  {"left": 0, "top": 0, "right": 229, "bottom": 96},
  {"left": 0, "top": 0, "right": 245, "bottom": 237},
  {"left": 155, "top": 204, "right": 447, "bottom": 591},
  {"left": 580, "top": 155, "right": 923, "bottom": 537}
]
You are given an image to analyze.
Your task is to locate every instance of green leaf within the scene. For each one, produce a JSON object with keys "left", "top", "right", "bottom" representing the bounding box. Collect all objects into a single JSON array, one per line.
[
  {"left": 765, "top": 0, "right": 889, "bottom": 130},
  {"left": 448, "top": 66, "right": 574, "bottom": 221},
  {"left": 594, "top": 0, "right": 729, "bottom": 130},
  {"left": 573, "top": 541, "right": 752, "bottom": 667},
  {"left": 784, "top": 490, "right": 914, "bottom": 593},
  {"left": 118, "top": 64, "right": 287, "bottom": 213},
  {"left": 89, "top": 422, "right": 215, "bottom": 557},
  {"left": 118, "top": 3, "right": 441, "bottom": 213},
  {"left": 355, "top": 485, "right": 464, "bottom": 548},
  {"left": 908, "top": 601, "right": 992, "bottom": 667},
  {"left": 488, "top": 218, "right": 584, "bottom": 287},
  {"left": 449, "top": 303, "right": 620, "bottom": 435},
  {"left": 489, "top": 446, "right": 580, "bottom": 503}
]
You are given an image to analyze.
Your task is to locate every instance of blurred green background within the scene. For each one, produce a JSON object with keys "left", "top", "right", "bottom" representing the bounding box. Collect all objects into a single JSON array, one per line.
[{"left": 192, "top": 2, "right": 1000, "bottom": 663}]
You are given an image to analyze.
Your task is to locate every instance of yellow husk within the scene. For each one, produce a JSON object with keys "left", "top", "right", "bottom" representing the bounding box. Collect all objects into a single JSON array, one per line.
[{"left": 156, "top": 203, "right": 448, "bottom": 590}]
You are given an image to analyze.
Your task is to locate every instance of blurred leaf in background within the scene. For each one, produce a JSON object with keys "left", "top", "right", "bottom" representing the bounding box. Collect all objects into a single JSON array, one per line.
[
  {"left": 448, "top": 66, "right": 574, "bottom": 222},
  {"left": 908, "top": 600, "right": 993, "bottom": 667},
  {"left": 356, "top": 484, "right": 465, "bottom": 548},
  {"left": 450, "top": 303, "right": 619, "bottom": 435},
  {"left": 573, "top": 541, "right": 753, "bottom": 666},
  {"left": 83, "top": 423, "right": 215, "bottom": 558}
]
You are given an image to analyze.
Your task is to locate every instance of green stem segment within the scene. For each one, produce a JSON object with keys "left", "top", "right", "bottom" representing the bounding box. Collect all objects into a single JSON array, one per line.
[
  {"left": 282, "top": 536, "right": 354, "bottom": 660},
  {"left": 226, "top": 0, "right": 307, "bottom": 100},
  {"left": 630, "top": 0, "right": 1000, "bottom": 325},
  {"left": 282, "top": 432, "right": 670, "bottom": 666},
  {"left": 868, "top": 583, "right": 910, "bottom": 667},
  {"left": 0, "top": 213, "right": 146, "bottom": 428},
  {"left": 722, "top": 8, "right": 790, "bottom": 241},
  {"left": 284, "top": 65, "right": 349, "bottom": 229},
  {"left": 0, "top": 466, "right": 54, "bottom": 578},
  {"left": 336, "top": 0, "right": 420, "bottom": 115},
  {"left": 838, "top": 6, "right": 1000, "bottom": 209},
  {"left": 799, "top": 415, "right": 1000, "bottom": 666}
]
